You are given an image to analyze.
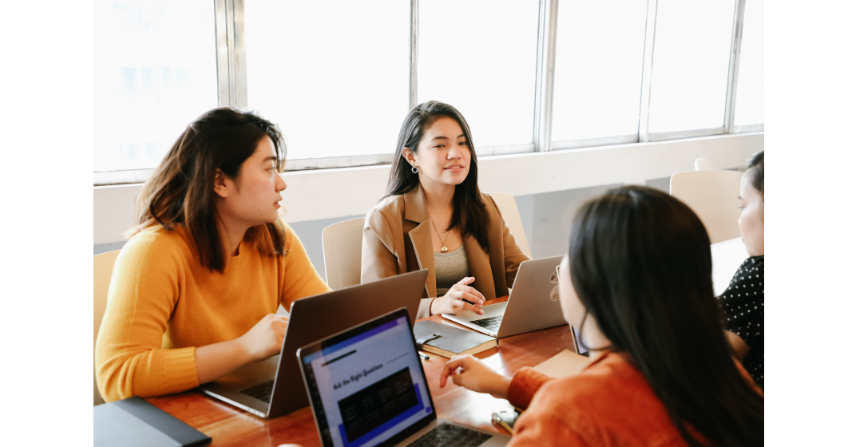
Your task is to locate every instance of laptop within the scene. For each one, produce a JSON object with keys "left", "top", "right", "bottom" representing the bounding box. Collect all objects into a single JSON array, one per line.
[
  {"left": 441, "top": 256, "right": 572, "bottom": 341},
  {"left": 199, "top": 269, "right": 429, "bottom": 419},
  {"left": 297, "top": 308, "right": 509, "bottom": 447}
]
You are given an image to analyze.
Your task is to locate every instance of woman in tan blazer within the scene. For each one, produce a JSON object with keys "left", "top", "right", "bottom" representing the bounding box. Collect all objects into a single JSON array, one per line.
[{"left": 362, "top": 101, "right": 530, "bottom": 319}]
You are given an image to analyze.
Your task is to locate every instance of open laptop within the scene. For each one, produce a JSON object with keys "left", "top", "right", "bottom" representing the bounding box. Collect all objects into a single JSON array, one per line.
[
  {"left": 442, "top": 256, "right": 571, "bottom": 341},
  {"left": 199, "top": 270, "right": 429, "bottom": 419},
  {"left": 297, "top": 308, "right": 509, "bottom": 447}
]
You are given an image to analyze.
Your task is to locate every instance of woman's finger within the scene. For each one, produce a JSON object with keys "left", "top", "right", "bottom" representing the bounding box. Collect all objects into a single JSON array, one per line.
[
  {"left": 460, "top": 300, "right": 484, "bottom": 315},
  {"left": 468, "top": 287, "right": 486, "bottom": 300},
  {"left": 455, "top": 276, "right": 476, "bottom": 285},
  {"left": 440, "top": 358, "right": 466, "bottom": 387}
]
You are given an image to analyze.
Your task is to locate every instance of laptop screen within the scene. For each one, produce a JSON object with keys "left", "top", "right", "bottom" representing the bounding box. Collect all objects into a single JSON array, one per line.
[{"left": 299, "top": 309, "right": 435, "bottom": 447}]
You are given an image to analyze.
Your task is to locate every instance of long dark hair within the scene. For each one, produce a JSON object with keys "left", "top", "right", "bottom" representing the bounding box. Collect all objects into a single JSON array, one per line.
[
  {"left": 568, "top": 186, "right": 763, "bottom": 447},
  {"left": 128, "top": 107, "right": 288, "bottom": 272},
  {"left": 746, "top": 150, "right": 764, "bottom": 198},
  {"left": 383, "top": 101, "right": 488, "bottom": 251}
]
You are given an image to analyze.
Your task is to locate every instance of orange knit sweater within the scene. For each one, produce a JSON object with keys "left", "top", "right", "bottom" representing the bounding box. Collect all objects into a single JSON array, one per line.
[
  {"left": 506, "top": 351, "right": 761, "bottom": 446},
  {"left": 95, "top": 223, "right": 330, "bottom": 402}
]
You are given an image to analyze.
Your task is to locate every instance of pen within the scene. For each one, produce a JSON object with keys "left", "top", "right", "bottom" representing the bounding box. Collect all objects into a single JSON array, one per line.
[{"left": 419, "top": 353, "right": 430, "bottom": 360}]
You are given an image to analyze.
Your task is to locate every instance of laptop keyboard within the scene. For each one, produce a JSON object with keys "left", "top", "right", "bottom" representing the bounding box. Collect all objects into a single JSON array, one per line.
[
  {"left": 240, "top": 380, "right": 274, "bottom": 403},
  {"left": 470, "top": 316, "right": 503, "bottom": 332},
  {"left": 410, "top": 423, "right": 492, "bottom": 447}
]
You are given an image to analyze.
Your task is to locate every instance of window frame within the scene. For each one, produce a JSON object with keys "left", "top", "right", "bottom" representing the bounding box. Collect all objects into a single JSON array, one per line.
[{"left": 94, "top": 0, "right": 761, "bottom": 186}]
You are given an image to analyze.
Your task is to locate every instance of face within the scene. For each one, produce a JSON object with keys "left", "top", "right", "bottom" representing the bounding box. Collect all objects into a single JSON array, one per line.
[
  {"left": 403, "top": 116, "right": 471, "bottom": 188},
  {"left": 214, "top": 136, "right": 287, "bottom": 228},
  {"left": 738, "top": 172, "right": 764, "bottom": 256},
  {"left": 558, "top": 255, "right": 587, "bottom": 329}
]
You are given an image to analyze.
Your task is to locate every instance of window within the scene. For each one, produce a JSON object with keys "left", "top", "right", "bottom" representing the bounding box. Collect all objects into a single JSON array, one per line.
[
  {"left": 647, "top": 0, "right": 736, "bottom": 133},
  {"left": 733, "top": 0, "right": 763, "bottom": 127},
  {"left": 244, "top": 0, "right": 410, "bottom": 162},
  {"left": 551, "top": 0, "right": 648, "bottom": 143},
  {"left": 418, "top": 0, "right": 540, "bottom": 151},
  {"left": 94, "top": 0, "right": 218, "bottom": 174},
  {"left": 93, "top": 0, "right": 763, "bottom": 183}
]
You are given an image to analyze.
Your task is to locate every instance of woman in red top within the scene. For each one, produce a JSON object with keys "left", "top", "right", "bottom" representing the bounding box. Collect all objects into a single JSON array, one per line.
[{"left": 440, "top": 186, "right": 764, "bottom": 446}]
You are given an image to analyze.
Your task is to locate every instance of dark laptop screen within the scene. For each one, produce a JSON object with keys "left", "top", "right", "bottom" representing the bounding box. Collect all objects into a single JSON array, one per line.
[{"left": 299, "top": 309, "right": 435, "bottom": 447}]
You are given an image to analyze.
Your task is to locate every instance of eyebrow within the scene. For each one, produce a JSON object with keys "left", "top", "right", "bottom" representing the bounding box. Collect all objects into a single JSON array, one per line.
[
  {"left": 262, "top": 156, "right": 278, "bottom": 163},
  {"left": 430, "top": 134, "right": 467, "bottom": 142}
]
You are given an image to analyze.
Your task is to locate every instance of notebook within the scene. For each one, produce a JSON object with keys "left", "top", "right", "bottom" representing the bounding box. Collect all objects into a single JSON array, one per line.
[
  {"left": 94, "top": 397, "right": 211, "bottom": 447},
  {"left": 413, "top": 320, "right": 498, "bottom": 358},
  {"left": 296, "top": 308, "right": 509, "bottom": 447}
]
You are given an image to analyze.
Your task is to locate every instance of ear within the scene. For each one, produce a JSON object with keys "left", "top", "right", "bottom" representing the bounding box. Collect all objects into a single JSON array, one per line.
[
  {"left": 213, "top": 168, "right": 230, "bottom": 199},
  {"left": 401, "top": 147, "right": 417, "bottom": 167}
]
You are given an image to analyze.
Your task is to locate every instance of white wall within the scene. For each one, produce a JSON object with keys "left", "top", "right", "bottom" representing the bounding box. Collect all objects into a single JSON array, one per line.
[{"left": 95, "top": 133, "right": 763, "bottom": 259}]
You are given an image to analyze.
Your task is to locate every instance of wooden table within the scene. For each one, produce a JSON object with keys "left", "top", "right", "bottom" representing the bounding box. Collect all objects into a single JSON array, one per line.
[{"left": 146, "top": 298, "right": 580, "bottom": 447}]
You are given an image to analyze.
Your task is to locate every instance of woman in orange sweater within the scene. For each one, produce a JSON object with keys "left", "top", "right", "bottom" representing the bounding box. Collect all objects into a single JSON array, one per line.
[
  {"left": 95, "top": 108, "right": 330, "bottom": 402},
  {"left": 440, "top": 186, "right": 764, "bottom": 446}
]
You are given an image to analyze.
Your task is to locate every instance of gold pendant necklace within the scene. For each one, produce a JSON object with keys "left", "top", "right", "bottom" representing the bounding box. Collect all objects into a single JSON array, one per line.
[{"left": 428, "top": 215, "right": 451, "bottom": 253}]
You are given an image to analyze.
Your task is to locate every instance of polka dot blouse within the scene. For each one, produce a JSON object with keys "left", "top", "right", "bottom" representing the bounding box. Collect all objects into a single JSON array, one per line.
[{"left": 717, "top": 255, "right": 764, "bottom": 390}]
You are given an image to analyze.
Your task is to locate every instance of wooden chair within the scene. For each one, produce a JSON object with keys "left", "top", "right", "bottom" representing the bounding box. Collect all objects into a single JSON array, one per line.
[
  {"left": 486, "top": 192, "right": 532, "bottom": 258},
  {"left": 321, "top": 218, "right": 365, "bottom": 290},
  {"left": 670, "top": 170, "right": 743, "bottom": 244},
  {"left": 93, "top": 250, "right": 121, "bottom": 405}
]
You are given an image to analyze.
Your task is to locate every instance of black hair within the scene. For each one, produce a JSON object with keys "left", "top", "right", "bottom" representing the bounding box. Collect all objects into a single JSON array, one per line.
[
  {"left": 130, "top": 107, "right": 288, "bottom": 272},
  {"left": 383, "top": 101, "right": 488, "bottom": 252},
  {"left": 746, "top": 150, "right": 764, "bottom": 198},
  {"left": 568, "top": 185, "right": 764, "bottom": 447}
]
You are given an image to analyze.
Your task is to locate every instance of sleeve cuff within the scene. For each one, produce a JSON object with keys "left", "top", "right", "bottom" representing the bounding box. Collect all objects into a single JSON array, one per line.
[{"left": 507, "top": 367, "right": 552, "bottom": 410}]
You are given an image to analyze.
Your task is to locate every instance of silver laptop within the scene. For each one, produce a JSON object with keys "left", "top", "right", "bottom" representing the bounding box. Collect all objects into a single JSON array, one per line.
[
  {"left": 442, "top": 256, "right": 571, "bottom": 341},
  {"left": 297, "top": 308, "right": 509, "bottom": 447},
  {"left": 199, "top": 270, "right": 428, "bottom": 419}
]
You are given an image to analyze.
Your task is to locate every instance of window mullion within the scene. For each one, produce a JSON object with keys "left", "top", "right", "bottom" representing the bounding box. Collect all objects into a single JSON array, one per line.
[
  {"left": 637, "top": 0, "right": 659, "bottom": 143},
  {"left": 533, "top": 0, "right": 558, "bottom": 152},
  {"left": 724, "top": 0, "right": 746, "bottom": 134},
  {"left": 410, "top": 0, "right": 419, "bottom": 109}
]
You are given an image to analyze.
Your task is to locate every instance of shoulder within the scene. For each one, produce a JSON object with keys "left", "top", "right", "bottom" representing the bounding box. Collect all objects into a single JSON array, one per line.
[
  {"left": 369, "top": 194, "right": 405, "bottom": 216},
  {"left": 531, "top": 354, "right": 663, "bottom": 422},
  {"left": 365, "top": 195, "right": 405, "bottom": 232},
  {"left": 123, "top": 225, "right": 191, "bottom": 259},
  {"left": 480, "top": 192, "right": 500, "bottom": 214},
  {"left": 116, "top": 225, "right": 192, "bottom": 273}
]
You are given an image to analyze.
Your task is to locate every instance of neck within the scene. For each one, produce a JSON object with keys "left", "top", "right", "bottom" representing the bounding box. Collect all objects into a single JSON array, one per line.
[
  {"left": 580, "top": 314, "right": 611, "bottom": 361},
  {"left": 218, "top": 217, "right": 249, "bottom": 257},
  {"left": 420, "top": 179, "right": 455, "bottom": 212}
]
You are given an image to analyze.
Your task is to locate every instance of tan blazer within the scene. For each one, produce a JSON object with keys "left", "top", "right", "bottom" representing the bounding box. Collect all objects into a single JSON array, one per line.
[{"left": 361, "top": 185, "right": 530, "bottom": 318}]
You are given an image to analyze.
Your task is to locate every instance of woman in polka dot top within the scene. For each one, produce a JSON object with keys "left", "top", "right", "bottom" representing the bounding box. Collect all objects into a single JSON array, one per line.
[{"left": 719, "top": 150, "right": 764, "bottom": 389}]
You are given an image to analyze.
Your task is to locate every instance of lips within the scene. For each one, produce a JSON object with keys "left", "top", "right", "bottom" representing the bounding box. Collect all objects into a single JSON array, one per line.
[{"left": 445, "top": 165, "right": 465, "bottom": 171}]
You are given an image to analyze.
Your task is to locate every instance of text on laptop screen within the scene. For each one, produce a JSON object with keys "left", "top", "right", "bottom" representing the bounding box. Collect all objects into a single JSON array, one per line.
[{"left": 302, "top": 316, "right": 433, "bottom": 447}]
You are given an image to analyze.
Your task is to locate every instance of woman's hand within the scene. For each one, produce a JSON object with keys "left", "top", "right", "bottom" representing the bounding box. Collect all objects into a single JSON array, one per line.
[
  {"left": 439, "top": 355, "right": 512, "bottom": 400},
  {"left": 237, "top": 314, "right": 289, "bottom": 362},
  {"left": 431, "top": 277, "right": 486, "bottom": 315}
]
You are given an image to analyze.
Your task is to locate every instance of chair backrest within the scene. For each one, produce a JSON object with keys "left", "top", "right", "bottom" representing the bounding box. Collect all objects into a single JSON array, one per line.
[
  {"left": 670, "top": 170, "right": 744, "bottom": 244},
  {"left": 694, "top": 157, "right": 713, "bottom": 171},
  {"left": 486, "top": 192, "right": 532, "bottom": 259},
  {"left": 94, "top": 249, "right": 122, "bottom": 406},
  {"left": 322, "top": 218, "right": 365, "bottom": 290}
]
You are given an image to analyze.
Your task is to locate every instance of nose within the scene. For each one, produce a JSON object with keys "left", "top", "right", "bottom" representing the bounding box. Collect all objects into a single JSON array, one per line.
[
  {"left": 447, "top": 144, "right": 463, "bottom": 160},
  {"left": 275, "top": 172, "right": 287, "bottom": 192}
]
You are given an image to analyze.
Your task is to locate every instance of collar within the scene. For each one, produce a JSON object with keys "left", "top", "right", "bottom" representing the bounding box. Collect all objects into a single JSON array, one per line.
[{"left": 403, "top": 184, "right": 430, "bottom": 224}]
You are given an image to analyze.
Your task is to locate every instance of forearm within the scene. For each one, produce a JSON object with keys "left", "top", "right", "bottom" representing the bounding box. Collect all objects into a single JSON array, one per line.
[
  {"left": 195, "top": 339, "right": 255, "bottom": 385},
  {"left": 490, "top": 375, "right": 513, "bottom": 401}
]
